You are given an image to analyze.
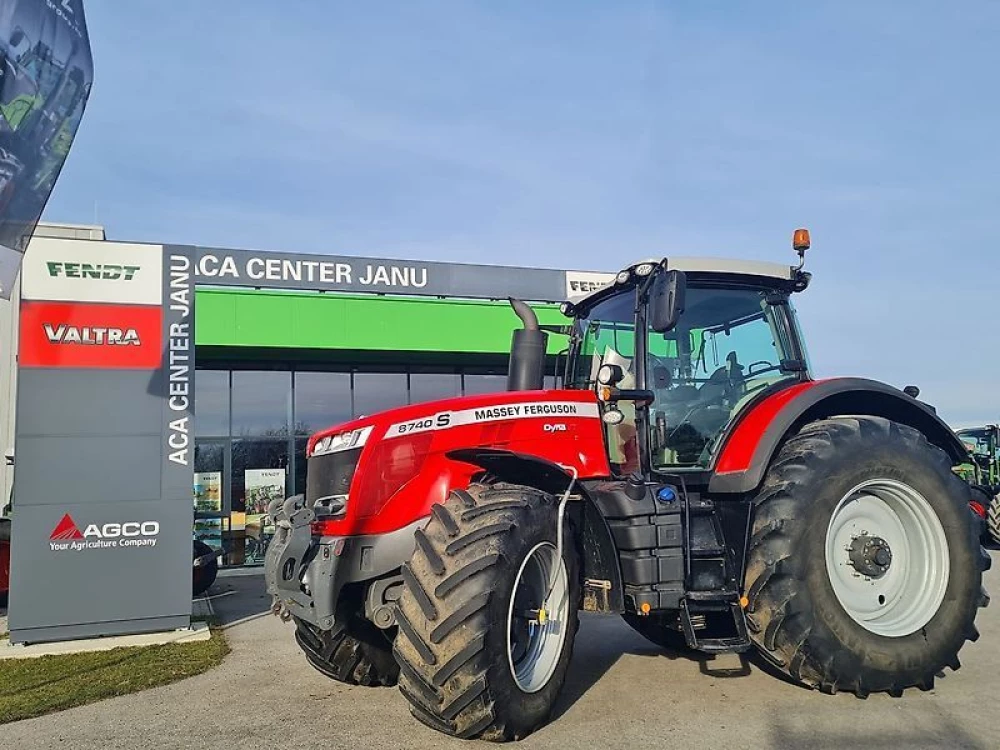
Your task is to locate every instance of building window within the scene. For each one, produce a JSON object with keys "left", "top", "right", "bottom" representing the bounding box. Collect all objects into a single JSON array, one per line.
[
  {"left": 195, "top": 370, "right": 230, "bottom": 437},
  {"left": 193, "top": 442, "right": 225, "bottom": 553},
  {"left": 294, "top": 371, "right": 352, "bottom": 435},
  {"left": 231, "top": 438, "right": 289, "bottom": 566},
  {"left": 409, "top": 372, "right": 461, "bottom": 404},
  {"left": 462, "top": 373, "right": 507, "bottom": 396},
  {"left": 231, "top": 371, "right": 291, "bottom": 437},
  {"left": 352, "top": 372, "right": 408, "bottom": 418},
  {"left": 293, "top": 437, "right": 308, "bottom": 497}
]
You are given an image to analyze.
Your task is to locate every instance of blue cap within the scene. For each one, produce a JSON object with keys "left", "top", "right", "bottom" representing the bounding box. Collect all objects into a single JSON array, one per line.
[{"left": 657, "top": 486, "right": 677, "bottom": 503}]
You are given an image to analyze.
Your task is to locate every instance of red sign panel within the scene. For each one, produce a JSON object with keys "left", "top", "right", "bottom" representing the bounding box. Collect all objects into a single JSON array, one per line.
[{"left": 19, "top": 301, "right": 163, "bottom": 369}]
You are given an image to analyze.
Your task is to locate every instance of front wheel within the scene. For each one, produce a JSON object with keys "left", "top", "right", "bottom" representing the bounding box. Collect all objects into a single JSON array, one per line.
[
  {"left": 293, "top": 616, "right": 399, "bottom": 687},
  {"left": 745, "top": 417, "right": 990, "bottom": 696},
  {"left": 394, "top": 483, "right": 580, "bottom": 742}
]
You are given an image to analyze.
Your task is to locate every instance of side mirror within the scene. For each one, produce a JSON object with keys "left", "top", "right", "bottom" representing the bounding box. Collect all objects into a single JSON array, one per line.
[{"left": 650, "top": 270, "right": 687, "bottom": 333}]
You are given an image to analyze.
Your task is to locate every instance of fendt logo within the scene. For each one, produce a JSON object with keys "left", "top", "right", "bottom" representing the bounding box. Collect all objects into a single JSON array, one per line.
[
  {"left": 43, "top": 324, "right": 142, "bottom": 346},
  {"left": 46, "top": 261, "right": 141, "bottom": 281},
  {"left": 48, "top": 513, "right": 160, "bottom": 552}
]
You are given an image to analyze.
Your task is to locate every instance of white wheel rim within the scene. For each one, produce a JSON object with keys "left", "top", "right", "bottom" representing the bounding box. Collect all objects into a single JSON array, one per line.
[
  {"left": 825, "top": 479, "right": 950, "bottom": 638},
  {"left": 506, "top": 542, "right": 570, "bottom": 693}
]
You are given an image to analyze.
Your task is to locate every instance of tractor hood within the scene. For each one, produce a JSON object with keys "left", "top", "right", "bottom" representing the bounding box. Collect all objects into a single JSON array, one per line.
[
  {"left": 307, "top": 390, "right": 600, "bottom": 454},
  {"left": 305, "top": 389, "right": 610, "bottom": 536}
]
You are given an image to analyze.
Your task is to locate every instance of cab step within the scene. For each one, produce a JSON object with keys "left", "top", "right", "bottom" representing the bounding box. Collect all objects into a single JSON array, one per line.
[{"left": 679, "top": 597, "right": 751, "bottom": 654}]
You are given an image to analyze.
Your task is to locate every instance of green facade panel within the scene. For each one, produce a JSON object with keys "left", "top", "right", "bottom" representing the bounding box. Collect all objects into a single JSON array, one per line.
[{"left": 194, "top": 289, "right": 567, "bottom": 354}]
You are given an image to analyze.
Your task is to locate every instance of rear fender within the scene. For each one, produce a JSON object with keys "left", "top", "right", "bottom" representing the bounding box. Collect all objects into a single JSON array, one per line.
[
  {"left": 710, "top": 378, "right": 969, "bottom": 494},
  {"left": 449, "top": 448, "right": 624, "bottom": 612}
]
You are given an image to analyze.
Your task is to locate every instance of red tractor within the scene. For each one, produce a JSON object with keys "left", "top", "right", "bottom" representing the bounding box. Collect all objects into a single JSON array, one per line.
[{"left": 265, "top": 232, "right": 990, "bottom": 742}]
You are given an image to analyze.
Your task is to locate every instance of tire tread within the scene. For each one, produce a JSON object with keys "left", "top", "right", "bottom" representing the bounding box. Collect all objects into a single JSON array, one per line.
[{"left": 744, "top": 415, "right": 988, "bottom": 698}]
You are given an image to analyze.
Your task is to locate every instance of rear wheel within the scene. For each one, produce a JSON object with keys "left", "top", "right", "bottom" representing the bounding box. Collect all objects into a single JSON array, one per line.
[
  {"left": 745, "top": 416, "right": 990, "bottom": 696},
  {"left": 394, "top": 483, "right": 580, "bottom": 742},
  {"left": 293, "top": 615, "right": 399, "bottom": 687}
]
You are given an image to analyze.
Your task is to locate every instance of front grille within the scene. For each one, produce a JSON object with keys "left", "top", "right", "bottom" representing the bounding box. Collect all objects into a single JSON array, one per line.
[{"left": 306, "top": 447, "right": 362, "bottom": 513}]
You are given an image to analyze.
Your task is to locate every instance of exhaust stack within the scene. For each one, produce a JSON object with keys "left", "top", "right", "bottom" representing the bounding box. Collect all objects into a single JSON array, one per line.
[{"left": 507, "top": 298, "right": 548, "bottom": 391}]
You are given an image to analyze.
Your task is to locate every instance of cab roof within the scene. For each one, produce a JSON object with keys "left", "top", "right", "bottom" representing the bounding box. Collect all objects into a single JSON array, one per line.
[{"left": 568, "top": 256, "right": 800, "bottom": 309}]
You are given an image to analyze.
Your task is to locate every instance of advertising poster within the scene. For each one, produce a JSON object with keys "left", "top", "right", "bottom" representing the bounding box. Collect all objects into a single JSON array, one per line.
[
  {"left": 193, "top": 471, "right": 221, "bottom": 513},
  {"left": 243, "top": 468, "right": 283, "bottom": 565},
  {"left": 0, "top": 0, "right": 94, "bottom": 298},
  {"left": 193, "top": 518, "right": 222, "bottom": 548},
  {"left": 193, "top": 471, "right": 222, "bottom": 549}
]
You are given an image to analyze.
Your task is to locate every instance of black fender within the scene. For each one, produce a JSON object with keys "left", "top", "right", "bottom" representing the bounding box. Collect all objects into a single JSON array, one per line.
[
  {"left": 448, "top": 448, "right": 624, "bottom": 612},
  {"left": 709, "top": 378, "right": 969, "bottom": 495}
]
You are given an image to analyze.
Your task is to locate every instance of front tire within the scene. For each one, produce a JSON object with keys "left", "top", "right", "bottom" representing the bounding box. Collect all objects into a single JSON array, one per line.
[
  {"left": 293, "top": 615, "right": 399, "bottom": 687},
  {"left": 745, "top": 416, "right": 990, "bottom": 696},
  {"left": 394, "top": 483, "right": 580, "bottom": 742}
]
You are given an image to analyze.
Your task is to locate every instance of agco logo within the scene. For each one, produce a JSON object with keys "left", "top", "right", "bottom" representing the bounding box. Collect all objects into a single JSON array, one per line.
[
  {"left": 49, "top": 513, "right": 160, "bottom": 551},
  {"left": 46, "top": 261, "right": 141, "bottom": 281}
]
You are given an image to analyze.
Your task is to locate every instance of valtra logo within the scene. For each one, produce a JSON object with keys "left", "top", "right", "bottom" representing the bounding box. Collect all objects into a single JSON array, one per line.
[
  {"left": 19, "top": 301, "right": 163, "bottom": 369},
  {"left": 43, "top": 324, "right": 141, "bottom": 346},
  {"left": 48, "top": 513, "right": 160, "bottom": 552}
]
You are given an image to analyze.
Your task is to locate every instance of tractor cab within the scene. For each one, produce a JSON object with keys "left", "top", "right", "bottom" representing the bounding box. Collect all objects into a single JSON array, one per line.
[
  {"left": 957, "top": 425, "right": 1000, "bottom": 491},
  {"left": 560, "top": 256, "right": 812, "bottom": 476}
]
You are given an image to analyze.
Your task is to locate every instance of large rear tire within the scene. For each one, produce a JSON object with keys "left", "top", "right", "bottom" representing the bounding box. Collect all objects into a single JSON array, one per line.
[
  {"left": 294, "top": 615, "right": 399, "bottom": 687},
  {"left": 394, "top": 483, "right": 580, "bottom": 742},
  {"left": 745, "top": 417, "right": 990, "bottom": 696}
]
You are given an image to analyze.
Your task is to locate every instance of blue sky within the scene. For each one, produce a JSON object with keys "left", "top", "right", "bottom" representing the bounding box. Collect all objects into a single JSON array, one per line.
[{"left": 44, "top": 1, "right": 999, "bottom": 426}]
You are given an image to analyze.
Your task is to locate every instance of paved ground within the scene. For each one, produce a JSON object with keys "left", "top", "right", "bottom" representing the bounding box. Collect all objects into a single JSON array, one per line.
[{"left": 4, "top": 554, "right": 1000, "bottom": 749}]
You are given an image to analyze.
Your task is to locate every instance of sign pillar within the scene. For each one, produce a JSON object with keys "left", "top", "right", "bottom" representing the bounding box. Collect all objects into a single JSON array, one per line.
[{"left": 8, "top": 239, "right": 194, "bottom": 643}]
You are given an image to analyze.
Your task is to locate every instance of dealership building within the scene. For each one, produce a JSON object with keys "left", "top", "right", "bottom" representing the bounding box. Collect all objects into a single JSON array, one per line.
[{"left": 0, "top": 222, "right": 613, "bottom": 572}]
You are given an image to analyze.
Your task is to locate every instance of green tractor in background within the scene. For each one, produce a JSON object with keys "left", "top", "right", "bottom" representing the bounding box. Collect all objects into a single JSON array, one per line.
[{"left": 956, "top": 425, "right": 1000, "bottom": 545}]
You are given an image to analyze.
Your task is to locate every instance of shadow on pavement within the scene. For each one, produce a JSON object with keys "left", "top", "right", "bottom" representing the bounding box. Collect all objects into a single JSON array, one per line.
[
  {"left": 552, "top": 612, "right": 755, "bottom": 720},
  {"left": 204, "top": 573, "right": 272, "bottom": 629},
  {"left": 769, "top": 709, "right": 987, "bottom": 750}
]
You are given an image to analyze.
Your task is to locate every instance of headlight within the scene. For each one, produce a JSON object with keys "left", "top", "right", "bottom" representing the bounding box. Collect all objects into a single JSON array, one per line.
[
  {"left": 597, "top": 363, "right": 623, "bottom": 386},
  {"left": 615, "top": 270, "right": 631, "bottom": 285},
  {"left": 633, "top": 262, "right": 655, "bottom": 277},
  {"left": 311, "top": 426, "right": 373, "bottom": 457}
]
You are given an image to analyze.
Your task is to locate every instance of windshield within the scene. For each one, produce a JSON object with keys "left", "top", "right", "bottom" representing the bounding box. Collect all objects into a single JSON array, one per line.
[{"left": 569, "top": 284, "right": 806, "bottom": 472}]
